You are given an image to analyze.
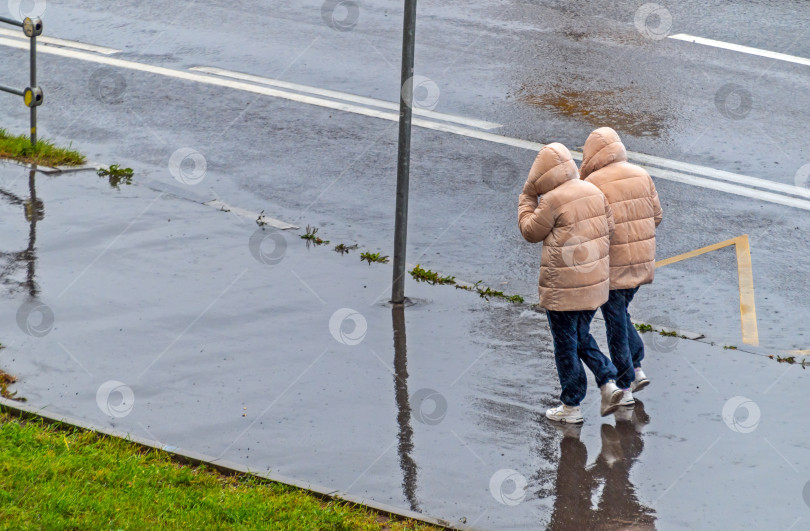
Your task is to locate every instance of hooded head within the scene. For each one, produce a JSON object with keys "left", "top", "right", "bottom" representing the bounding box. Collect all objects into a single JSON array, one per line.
[
  {"left": 525, "top": 142, "right": 579, "bottom": 196},
  {"left": 579, "top": 127, "right": 628, "bottom": 180}
]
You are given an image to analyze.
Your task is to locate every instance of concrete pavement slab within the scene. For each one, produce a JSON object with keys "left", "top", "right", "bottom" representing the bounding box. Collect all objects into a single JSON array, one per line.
[{"left": 0, "top": 161, "right": 807, "bottom": 530}]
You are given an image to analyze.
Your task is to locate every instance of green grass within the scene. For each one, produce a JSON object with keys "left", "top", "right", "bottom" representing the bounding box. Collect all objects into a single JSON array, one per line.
[
  {"left": 0, "top": 411, "right": 440, "bottom": 530},
  {"left": 0, "top": 128, "right": 85, "bottom": 167}
]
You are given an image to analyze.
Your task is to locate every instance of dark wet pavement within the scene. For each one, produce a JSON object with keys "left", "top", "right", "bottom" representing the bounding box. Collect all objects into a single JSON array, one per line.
[
  {"left": 1, "top": 0, "right": 809, "bottom": 351},
  {"left": 1, "top": 162, "right": 808, "bottom": 530}
]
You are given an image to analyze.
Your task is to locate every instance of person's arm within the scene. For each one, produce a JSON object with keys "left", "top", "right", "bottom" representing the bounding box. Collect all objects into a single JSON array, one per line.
[
  {"left": 604, "top": 194, "right": 615, "bottom": 239},
  {"left": 518, "top": 193, "right": 554, "bottom": 243},
  {"left": 649, "top": 175, "right": 663, "bottom": 227}
]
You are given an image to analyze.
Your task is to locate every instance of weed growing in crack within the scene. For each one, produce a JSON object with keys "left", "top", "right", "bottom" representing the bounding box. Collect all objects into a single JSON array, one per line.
[
  {"left": 334, "top": 243, "right": 359, "bottom": 255},
  {"left": 97, "top": 165, "right": 134, "bottom": 189},
  {"left": 768, "top": 355, "right": 806, "bottom": 368},
  {"left": 1, "top": 343, "right": 24, "bottom": 401},
  {"left": 301, "top": 225, "right": 330, "bottom": 246},
  {"left": 409, "top": 265, "right": 455, "bottom": 285},
  {"left": 455, "top": 280, "right": 523, "bottom": 303},
  {"left": 360, "top": 251, "right": 389, "bottom": 265}
]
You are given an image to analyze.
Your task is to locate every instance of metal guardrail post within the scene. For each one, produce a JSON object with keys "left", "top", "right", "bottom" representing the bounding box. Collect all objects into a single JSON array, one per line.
[
  {"left": 0, "top": 16, "right": 44, "bottom": 148},
  {"left": 30, "top": 27, "right": 37, "bottom": 146}
]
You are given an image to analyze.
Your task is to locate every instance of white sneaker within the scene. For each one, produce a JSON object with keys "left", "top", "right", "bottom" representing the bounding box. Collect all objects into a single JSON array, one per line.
[
  {"left": 618, "top": 389, "right": 635, "bottom": 407},
  {"left": 545, "top": 404, "right": 584, "bottom": 424},
  {"left": 550, "top": 421, "right": 583, "bottom": 439},
  {"left": 614, "top": 406, "right": 633, "bottom": 422},
  {"left": 600, "top": 380, "right": 623, "bottom": 417},
  {"left": 599, "top": 424, "right": 624, "bottom": 467},
  {"left": 631, "top": 368, "right": 650, "bottom": 394}
]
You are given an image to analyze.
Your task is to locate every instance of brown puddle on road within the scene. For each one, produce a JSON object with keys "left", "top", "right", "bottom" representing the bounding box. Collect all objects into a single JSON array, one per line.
[{"left": 518, "top": 85, "right": 669, "bottom": 138}]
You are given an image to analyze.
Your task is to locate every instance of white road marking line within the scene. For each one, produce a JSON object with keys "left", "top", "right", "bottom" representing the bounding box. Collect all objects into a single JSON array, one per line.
[
  {"left": 630, "top": 150, "right": 810, "bottom": 200},
  {"left": 669, "top": 33, "right": 810, "bottom": 68},
  {"left": 640, "top": 167, "right": 810, "bottom": 211},
  {"left": 203, "top": 200, "right": 298, "bottom": 230},
  {"left": 190, "top": 66, "right": 503, "bottom": 131},
  {"left": 1, "top": 36, "right": 808, "bottom": 211},
  {"left": 0, "top": 28, "right": 120, "bottom": 55}
]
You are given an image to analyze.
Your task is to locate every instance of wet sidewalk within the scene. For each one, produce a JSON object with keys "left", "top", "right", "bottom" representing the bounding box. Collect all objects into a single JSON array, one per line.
[{"left": 0, "top": 161, "right": 808, "bottom": 530}]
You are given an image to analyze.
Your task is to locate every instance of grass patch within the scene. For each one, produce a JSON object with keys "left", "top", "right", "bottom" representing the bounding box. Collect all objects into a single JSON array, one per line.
[
  {"left": 634, "top": 323, "right": 654, "bottom": 333},
  {"left": 723, "top": 345, "right": 738, "bottom": 350},
  {"left": 0, "top": 128, "right": 85, "bottom": 167},
  {"left": 409, "top": 265, "right": 455, "bottom": 285},
  {"left": 301, "top": 225, "right": 330, "bottom": 246},
  {"left": 360, "top": 251, "right": 389, "bottom": 265},
  {"left": 0, "top": 411, "right": 440, "bottom": 530},
  {"left": 97, "top": 164, "right": 134, "bottom": 190}
]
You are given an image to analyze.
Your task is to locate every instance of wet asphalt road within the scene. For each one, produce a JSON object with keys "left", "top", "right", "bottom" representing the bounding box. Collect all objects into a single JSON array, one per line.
[
  {"left": 0, "top": 1, "right": 809, "bottom": 528},
  {"left": 1, "top": 0, "right": 806, "bottom": 350}
]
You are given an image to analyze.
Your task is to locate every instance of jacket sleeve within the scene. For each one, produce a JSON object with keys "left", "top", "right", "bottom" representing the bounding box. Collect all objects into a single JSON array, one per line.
[
  {"left": 649, "top": 175, "right": 663, "bottom": 227},
  {"left": 518, "top": 193, "right": 554, "bottom": 243},
  {"left": 603, "top": 194, "right": 615, "bottom": 239}
]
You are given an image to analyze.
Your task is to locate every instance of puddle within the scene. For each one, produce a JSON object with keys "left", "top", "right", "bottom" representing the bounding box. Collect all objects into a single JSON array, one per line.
[
  {"left": 517, "top": 84, "right": 668, "bottom": 138},
  {"left": 561, "top": 28, "right": 648, "bottom": 47}
]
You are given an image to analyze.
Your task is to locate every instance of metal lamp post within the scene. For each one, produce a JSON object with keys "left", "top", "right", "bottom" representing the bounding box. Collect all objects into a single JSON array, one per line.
[{"left": 391, "top": 0, "right": 418, "bottom": 305}]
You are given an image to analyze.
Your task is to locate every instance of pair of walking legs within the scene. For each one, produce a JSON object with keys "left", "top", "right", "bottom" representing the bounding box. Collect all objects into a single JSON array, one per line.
[
  {"left": 545, "top": 288, "right": 646, "bottom": 414},
  {"left": 599, "top": 287, "right": 645, "bottom": 389},
  {"left": 545, "top": 309, "right": 616, "bottom": 407}
]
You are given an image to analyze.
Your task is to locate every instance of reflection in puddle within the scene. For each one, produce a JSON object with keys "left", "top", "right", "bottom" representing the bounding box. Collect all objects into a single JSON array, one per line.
[
  {"left": 518, "top": 85, "right": 667, "bottom": 138},
  {"left": 392, "top": 304, "right": 421, "bottom": 512},
  {"left": 0, "top": 167, "right": 42, "bottom": 298},
  {"left": 547, "top": 403, "right": 656, "bottom": 530}
]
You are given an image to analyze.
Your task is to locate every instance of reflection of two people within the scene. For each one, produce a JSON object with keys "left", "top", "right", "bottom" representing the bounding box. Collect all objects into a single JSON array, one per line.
[{"left": 548, "top": 401, "right": 656, "bottom": 530}]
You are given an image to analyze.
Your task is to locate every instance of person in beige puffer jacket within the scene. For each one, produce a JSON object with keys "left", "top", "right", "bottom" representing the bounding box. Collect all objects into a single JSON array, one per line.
[
  {"left": 580, "top": 127, "right": 663, "bottom": 403},
  {"left": 518, "top": 143, "right": 624, "bottom": 423}
]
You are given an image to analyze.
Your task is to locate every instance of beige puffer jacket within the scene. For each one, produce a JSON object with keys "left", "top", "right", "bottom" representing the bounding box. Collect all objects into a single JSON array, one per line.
[
  {"left": 580, "top": 127, "right": 663, "bottom": 290},
  {"left": 518, "top": 143, "right": 614, "bottom": 311}
]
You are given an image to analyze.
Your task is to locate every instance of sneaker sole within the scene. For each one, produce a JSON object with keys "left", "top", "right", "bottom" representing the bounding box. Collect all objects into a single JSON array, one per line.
[
  {"left": 601, "top": 389, "right": 624, "bottom": 417},
  {"left": 632, "top": 379, "right": 650, "bottom": 394}
]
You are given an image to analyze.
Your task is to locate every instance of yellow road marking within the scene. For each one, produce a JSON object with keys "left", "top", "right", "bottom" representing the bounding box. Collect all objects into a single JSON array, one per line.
[{"left": 656, "top": 235, "right": 759, "bottom": 346}]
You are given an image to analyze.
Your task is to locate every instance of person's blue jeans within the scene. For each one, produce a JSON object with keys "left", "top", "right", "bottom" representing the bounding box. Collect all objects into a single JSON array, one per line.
[
  {"left": 599, "top": 287, "right": 645, "bottom": 389},
  {"left": 546, "top": 310, "right": 618, "bottom": 407}
]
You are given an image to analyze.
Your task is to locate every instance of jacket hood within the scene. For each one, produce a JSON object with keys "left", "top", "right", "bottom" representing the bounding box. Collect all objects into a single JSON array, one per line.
[
  {"left": 580, "top": 127, "right": 628, "bottom": 180},
  {"left": 527, "top": 143, "right": 579, "bottom": 195}
]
